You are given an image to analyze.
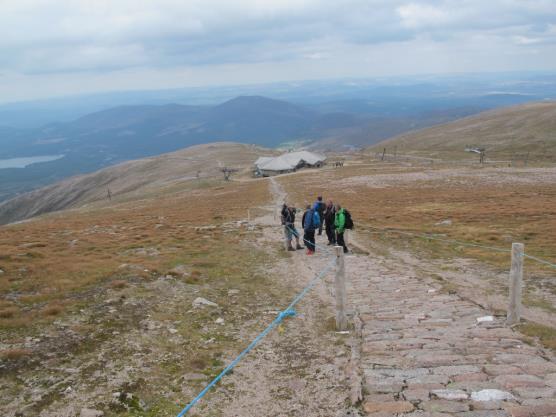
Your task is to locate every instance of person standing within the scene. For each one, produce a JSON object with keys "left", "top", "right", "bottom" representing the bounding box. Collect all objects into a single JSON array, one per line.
[
  {"left": 283, "top": 205, "right": 303, "bottom": 251},
  {"left": 335, "top": 204, "right": 349, "bottom": 253},
  {"left": 314, "top": 196, "right": 326, "bottom": 236},
  {"left": 302, "top": 204, "right": 319, "bottom": 255},
  {"left": 323, "top": 200, "right": 336, "bottom": 245}
]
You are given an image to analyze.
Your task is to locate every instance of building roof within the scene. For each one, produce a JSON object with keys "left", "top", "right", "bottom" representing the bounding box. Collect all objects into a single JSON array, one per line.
[{"left": 255, "top": 151, "right": 326, "bottom": 171}]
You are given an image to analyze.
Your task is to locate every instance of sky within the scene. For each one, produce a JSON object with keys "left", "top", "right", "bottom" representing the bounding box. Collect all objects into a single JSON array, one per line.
[{"left": 1, "top": 0, "right": 556, "bottom": 103}]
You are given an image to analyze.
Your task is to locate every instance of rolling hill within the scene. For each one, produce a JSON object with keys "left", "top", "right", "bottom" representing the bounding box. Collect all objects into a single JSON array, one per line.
[
  {"left": 368, "top": 101, "right": 556, "bottom": 161},
  {"left": 0, "top": 142, "right": 271, "bottom": 225}
]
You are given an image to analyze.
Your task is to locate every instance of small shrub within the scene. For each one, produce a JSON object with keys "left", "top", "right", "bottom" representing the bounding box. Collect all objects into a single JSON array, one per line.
[
  {"left": 1, "top": 348, "right": 32, "bottom": 360},
  {"left": 110, "top": 280, "right": 128, "bottom": 289},
  {"left": 0, "top": 307, "right": 19, "bottom": 319},
  {"left": 42, "top": 303, "right": 64, "bottom": 316}
]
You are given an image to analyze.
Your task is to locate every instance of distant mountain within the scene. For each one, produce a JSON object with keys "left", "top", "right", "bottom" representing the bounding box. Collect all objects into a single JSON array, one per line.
[
  {"left": 4, "top": 91, "right": 554, "bottom": 202},
  {"left": 368, "top": 101, "right": 556, "bottom": 161}
]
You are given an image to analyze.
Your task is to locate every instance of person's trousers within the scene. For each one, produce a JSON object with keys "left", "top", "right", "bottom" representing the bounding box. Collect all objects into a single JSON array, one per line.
[
  {"left": 325, "top": 223, "right": 336, "bottom": 244},
  {"left": 304, "top": 230, "right": 316, "bottom": 252},
  {"left": 318, "top": 220, "right": 323, "bottom": 235},
  {"left": 336, "top": 231, "right": 348, "bottom": 253}
]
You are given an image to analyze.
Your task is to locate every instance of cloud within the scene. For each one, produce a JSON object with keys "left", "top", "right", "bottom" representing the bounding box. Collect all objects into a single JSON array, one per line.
[{"left": 0, "top": 0, "right": 556, "bottom": 101}]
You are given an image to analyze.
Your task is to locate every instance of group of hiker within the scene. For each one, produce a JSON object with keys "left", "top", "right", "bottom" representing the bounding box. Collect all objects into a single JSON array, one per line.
[{"left": 280, "top": 196, "right": 353, "bottom": 255}]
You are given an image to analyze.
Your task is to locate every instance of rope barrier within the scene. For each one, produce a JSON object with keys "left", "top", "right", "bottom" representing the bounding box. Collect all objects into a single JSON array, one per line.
[
  {"left": 284, "top": 224, "right": 334, "bottom": 255},
  {"left": 176, "top": 256, "right": 337, "bottom": 416},
  {"left": 365, "top": 225, "right": 556, "bottom": 270}
]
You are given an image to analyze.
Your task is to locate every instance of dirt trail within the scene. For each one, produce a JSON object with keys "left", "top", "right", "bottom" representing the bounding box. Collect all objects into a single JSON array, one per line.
[{"left": 199, "top": 177, "right": 353, "bottom": 416}]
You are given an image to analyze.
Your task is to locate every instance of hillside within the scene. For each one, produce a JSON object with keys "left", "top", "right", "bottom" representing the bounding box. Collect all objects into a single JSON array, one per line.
[
  {"left": 368, "top": 101, "right": 556, "bottom": 161},
  {"left": 0, "top": 142, "right": 271, "bottom": 225}
]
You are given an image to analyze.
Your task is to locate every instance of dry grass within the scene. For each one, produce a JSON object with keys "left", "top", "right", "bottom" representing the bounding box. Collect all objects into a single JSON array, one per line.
[
  {"left": 278, "top": 163, "right": 556, "bottom": 273},
  {"left": 0, "top": 177, "right": 270, "bottom": 330},
  {"left": 0, "top": 348, "right": 32, "bottom": 360},
  {"left": 518, "top": 322, "right": 556, "bottom": 353}
]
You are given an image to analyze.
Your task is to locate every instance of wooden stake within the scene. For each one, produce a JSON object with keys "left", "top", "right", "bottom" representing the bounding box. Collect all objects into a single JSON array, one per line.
[
  {"left": 507, "top": 242, "right": 524, "bottom": 325},
  {"left": 335, "top": 246, "right": 348, "bottom": 331}
]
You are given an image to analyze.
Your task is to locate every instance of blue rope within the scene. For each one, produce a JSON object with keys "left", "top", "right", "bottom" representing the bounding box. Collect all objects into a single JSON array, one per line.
[{"left": 176, "top": 257, "right": 337, "bottom": 416}]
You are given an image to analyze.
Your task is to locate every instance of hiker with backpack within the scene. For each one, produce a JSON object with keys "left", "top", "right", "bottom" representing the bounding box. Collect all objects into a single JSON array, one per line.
[
  {"left": 302, "top": 204, "right": 320, "bottom": 255},
  {"left": 323, "top": 199, "right": 336, "bottom": 245},
  {"left": 313, "top": 196, "right": 326, "bottom": 236},
  {"left": 335, "top": 204, "right": 353, "bottom": 254},
  {"left": 281, "top": 204, "right": 303, "bottom": 251}
]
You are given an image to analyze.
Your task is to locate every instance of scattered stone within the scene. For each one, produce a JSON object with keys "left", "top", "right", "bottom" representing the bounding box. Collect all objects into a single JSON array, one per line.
[
  {"left": 168, "top": 328, "right": 178, "bottom": 334},
  {"left": 431, "top": 389, "right": 468, "bottom": 400},
  {"left": 169, "top": 264, "right": 189, "bottom": 277},
  {"left": 80, "top": 409, "right": 104, "bottom": 417},
  {"left": 0, "top": 269, "right": 4, "bottom": 274},
  {"left": 192, "top": 297, "right": 218, "bottom": 308},
  {"left": 215, "top": 317, "right": 225, "bottom": 325},
  {"left": 471, "top": 389, "right": 514, "bottom": 402},
  {"left": 63, "top": 386, "right": 73, "bottom": 394},
  {"left": 476, "top": 315, "right": 494, "bottom": 323},
  {"left": 228, "top": 289, "right": 240, "bottom": 296},
  {"left": 436, "top": 219, "right": 452, "bottom": 226},
  {"left": 183, "top": 373, "right": 207, "bottom": 381}
]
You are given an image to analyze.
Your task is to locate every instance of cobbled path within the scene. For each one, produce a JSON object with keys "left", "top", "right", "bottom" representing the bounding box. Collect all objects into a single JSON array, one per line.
[{"left": 346, "top": 250, "right": 556, "bottom": 417}]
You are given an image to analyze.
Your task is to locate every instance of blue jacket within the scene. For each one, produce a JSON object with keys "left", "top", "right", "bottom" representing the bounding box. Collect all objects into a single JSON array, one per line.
[{"left": 303, "top": 209, "right": 320, "bottom": 231}]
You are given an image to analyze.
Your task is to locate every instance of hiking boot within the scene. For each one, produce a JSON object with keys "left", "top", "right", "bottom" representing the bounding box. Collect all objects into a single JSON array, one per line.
[
  {"left": 287, "top": 247, "right": 295, "bottom": 251},
  {"left": 296, "top": 244, "right": 304, "bottom": 250}
]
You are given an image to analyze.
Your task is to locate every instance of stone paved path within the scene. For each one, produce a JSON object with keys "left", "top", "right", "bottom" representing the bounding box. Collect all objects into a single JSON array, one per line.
[{"left": 346, "top": 250, "right": 556, "bottom": 417}]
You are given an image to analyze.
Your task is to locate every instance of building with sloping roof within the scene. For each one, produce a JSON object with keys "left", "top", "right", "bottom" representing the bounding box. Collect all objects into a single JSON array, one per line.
[{"left": 254, "top": 151, "right": 326, "bottom": 176}]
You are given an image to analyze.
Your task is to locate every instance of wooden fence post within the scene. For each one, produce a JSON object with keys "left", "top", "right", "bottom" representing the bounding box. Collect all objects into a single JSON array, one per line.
[
  {"left": 335, "top": 246, "right": 348, "bottom": 331},
  {"left": 507, "top": 242, "right": 524, "bottom": 325}
]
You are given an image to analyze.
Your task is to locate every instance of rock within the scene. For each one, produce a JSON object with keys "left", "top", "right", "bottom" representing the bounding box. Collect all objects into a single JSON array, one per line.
[
  {"left": 0, "top": 269, "right": 4, "bottom": 274},
  {"left": 215, "top": 318, "right": 225, "bottom": 325},
  {"left": 193, "top": 297, "right": 218, "bottom": 308},
  {"left": 228, "top": 289, "right": 240, "bottom": 296},
  {"left": 80, "top": 409, "right": 104, "bottom": 417},
  {"left": 168, "top": 328, "right": 178, "bottom": 334},
  {"left": 431, "top": 389, "right": 469, "bottom": 400},
  {"left": 436, "top": 219, "right": 452, "bottom": 226},
  {"left": 63, "top": 386, "right": 73, "bottom": 394},
  {"left": 471, "top": 389, "right": 515, "bottom": 402},
  {"left": 494, "top": 374, "right": 546, "bottom": 389},
  {"left": 169, "top": 264, "right": 189, "bottom": 277},
  {"left": 476, "top": 315, "right": 494, "bottom": 323},
  {"left": 362, "top": 401, "right": 414, "bottom": 414},
  {"left": 422, "top": 400, "right": 469, "bottom": 413},
  {"left": 183, "top": 373, "right": 207, "bottom": 381}
]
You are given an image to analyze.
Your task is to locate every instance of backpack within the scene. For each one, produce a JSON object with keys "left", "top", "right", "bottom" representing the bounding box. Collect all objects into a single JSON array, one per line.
[
  {"left": 304, "top": 209, "right": 320, "bottom": 230},
  {"left": 312, "top": 211, "right": 321, "bottom": 228},
  {"left": 344, "top": 209, "right": 354, "bottom": 230}
]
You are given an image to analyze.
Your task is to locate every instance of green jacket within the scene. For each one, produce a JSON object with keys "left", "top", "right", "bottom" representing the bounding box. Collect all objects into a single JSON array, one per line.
[{"left": 335, "top": 208, "right": 346, "bottom": 233}]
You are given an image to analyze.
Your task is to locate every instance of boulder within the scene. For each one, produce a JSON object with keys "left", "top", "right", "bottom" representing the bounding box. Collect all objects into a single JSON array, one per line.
[
  {"left": 80, "top": 409, "right": 104, "bottom": 417},
  {"left": 193, "top": 297, "right": 218, "bottom": 308}
]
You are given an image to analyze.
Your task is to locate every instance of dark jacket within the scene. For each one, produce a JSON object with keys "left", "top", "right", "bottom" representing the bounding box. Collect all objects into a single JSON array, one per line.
[
  {"left": 323, "top": 205, "right": 336, "bottom": 226},
  {"left": 283, "top": 207, "right": 296, "bottom": 225}
]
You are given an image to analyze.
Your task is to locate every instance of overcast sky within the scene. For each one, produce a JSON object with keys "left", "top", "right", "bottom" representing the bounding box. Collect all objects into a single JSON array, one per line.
[{"left": 1, "top": 0, "right": 556, "bottom": 103}]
